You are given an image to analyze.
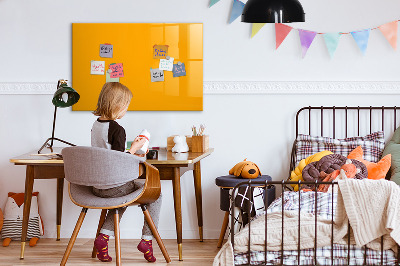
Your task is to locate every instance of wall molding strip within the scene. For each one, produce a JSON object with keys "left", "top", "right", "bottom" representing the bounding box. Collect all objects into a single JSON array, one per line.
[{"left": 0, "top": 81, "right": 399, "bottom": 95}]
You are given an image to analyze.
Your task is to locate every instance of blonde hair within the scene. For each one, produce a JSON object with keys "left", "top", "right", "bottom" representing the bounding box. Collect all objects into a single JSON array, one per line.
[{"left": 93, "top": 82, "right": 133, "bottom": 120}]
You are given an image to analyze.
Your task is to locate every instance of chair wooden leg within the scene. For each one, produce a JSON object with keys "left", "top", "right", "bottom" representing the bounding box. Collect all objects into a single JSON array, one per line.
[
  {"left": 141, "top": 205, "right": 171, "bottom": 263},
  {"left": 217, "top": 211, "right": 230, "bottom": 248},
  {"left": 60, "top": 208, "right": 88, "bottom": 266},
  {"left": 114, "top": 210, "right": 121, "bottom": 266},
  {"left": 91, "top": 209, "right": 108, "bottom": 258}
]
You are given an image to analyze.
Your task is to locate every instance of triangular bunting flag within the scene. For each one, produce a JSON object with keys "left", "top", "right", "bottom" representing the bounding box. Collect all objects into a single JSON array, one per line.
[
  {"left": 229, "top": 0, "right": 245, "bottom": 24},
  {"left": 351, "top": 29, "right": 370, "bottom": 55},
  {"left": 298, "top": 29, "right": 317, "bottom": 58},
  {"left": 323, "top": 33, "right": 341, "bottom": 58},
  {"left": 378, "top": 21, "right": 398, "bottom": 50},
  {"left": 251, "top": 23, "right": 266, "bottom": 38},
  {"left": 275, "top": 23, "right": 293, "bottom": 49},
  {"left": 209, "top": 0, "right": 220, "bottom": 7}
]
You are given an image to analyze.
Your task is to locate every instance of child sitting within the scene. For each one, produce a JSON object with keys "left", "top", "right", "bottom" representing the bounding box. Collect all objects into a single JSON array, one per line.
[{"left": 91, "top": 82, "right": 162, "bottom": 263}]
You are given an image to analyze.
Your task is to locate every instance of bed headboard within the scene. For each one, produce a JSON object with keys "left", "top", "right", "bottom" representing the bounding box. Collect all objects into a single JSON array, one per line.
[{"left": 290, "top": 106, "right": 400, "bottom": 179}]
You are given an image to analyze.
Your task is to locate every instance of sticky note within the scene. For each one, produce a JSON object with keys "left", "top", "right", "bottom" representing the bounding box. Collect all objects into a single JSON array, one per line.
[
  {"left": 172, "top": 62, "right": 186, "bottom": 77},
  {"left": 91, "top": 61, "right": 105, "bottom": 75},
  {"left": 109, "top": 63, "right": 124, "bottom": 78},
  {"left": 100, "top": 44, "right": 113, "bottom": 58},
  {"left": 159, "top": 57, "right": 174, "bottom": 71},
  {"left": 153, "top": 45, "right": 169, "bottom": 59},
  {"left": 106, "top": 71, "right": 120, "bottom": 82},
  {"left": 150, "top": 68, "right": 164, "bottom": 82}
]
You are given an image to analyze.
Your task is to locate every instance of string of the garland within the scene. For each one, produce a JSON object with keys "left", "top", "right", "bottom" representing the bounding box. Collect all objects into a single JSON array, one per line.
[{"left": 282, "top": 20, "right": 400, "bottom": 35}]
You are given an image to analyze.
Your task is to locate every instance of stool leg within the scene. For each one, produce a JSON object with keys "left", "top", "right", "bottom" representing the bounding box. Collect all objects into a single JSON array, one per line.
[
  {"left": 91, "top": 209, "right": 107, "bottom": 258},
  {"left": 114, "top": 209, "right": 121, "bottom": 266},
  {"left": 217, "top": 211, "right": 230, "bottom": 248}
]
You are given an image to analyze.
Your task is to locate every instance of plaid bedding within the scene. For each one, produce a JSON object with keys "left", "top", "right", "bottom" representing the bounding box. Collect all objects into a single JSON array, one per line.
[
  {"left": 234, "top": 191, "right": 397, "bottom": 265},
  {"left": 294, "top": 131, "right": 385, "bottom": 166},
  {"left": 234, "top": 244, "right": 397, "bottom": 265}
]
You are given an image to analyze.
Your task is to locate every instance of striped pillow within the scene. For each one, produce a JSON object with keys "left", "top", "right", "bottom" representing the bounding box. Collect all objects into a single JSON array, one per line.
[{"left": 294, "top": 131, "right": 385, "bottom": 166}]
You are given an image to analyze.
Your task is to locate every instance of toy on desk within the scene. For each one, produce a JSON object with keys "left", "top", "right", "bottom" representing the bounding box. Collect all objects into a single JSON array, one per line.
[
  {"left": 229, "top": 159, "right": 261, "bottom": 179},
  {"left": 1, "top": 192, "right": 44, "bottom": 247},
  {"left": 135, "top": 129, "right": 150, "bottom": 155},
  {"left": 172, "top": 135, "right": 189, "bottom": 153}
]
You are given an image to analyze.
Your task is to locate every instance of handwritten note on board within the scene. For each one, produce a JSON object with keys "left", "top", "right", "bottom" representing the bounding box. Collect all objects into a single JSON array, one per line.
[
  {"left": 109, "top": 63, "right": 124, "bottom": 78},
  {"left": 150, "top": 68, "right": 164, "bottom": 82},
  {"left": 100, "top": 44, "right": 113, "bottom": 58},
  {"left": 172, "top": 63, "right": 186, "bottom": 77},
  {"left": 91, "top": 61, "right": 105, "bottom": 75},
  {"left": 159, "top": 57, "right": 174, "bottom": 71},
  {"left": 153, "top": 45, "right": 169, "bottom": 59},
  {"left": 106, "top": 71, "right": 120, "bottom": 82}
]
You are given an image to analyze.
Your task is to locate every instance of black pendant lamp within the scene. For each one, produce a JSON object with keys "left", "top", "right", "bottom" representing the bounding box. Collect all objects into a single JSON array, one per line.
[{"left": 242, "top": 0, "right": 305, "bottom": 23}]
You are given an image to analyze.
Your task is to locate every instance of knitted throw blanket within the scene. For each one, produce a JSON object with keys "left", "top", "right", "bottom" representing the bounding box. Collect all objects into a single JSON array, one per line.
[{"left": 335, "top": 178, "right": 400, "bottom": 251}]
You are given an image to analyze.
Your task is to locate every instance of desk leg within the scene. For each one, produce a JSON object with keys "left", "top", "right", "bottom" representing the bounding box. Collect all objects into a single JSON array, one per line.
[
  {"left": 20, "top": 165, "right": 35, "bottom": 259},
  {"left": 193, "top": 161, "right": 203, "bottom": 242},
  {"left": 172, "top": 167, "right": 183, "bottom": 261},
  {"left": 56, "top": 178, "right": 64, "bottom": 241}
]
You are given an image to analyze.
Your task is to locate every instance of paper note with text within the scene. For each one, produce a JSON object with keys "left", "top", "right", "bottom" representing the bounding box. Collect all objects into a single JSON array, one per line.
[
  {"left": 159, "top": 57, "right": 174, "bottom": 71},
  {"left": 172, "top": 63, "right": 186, "bottom": 77},
  {"left": 100, "top": 44, "right": 113, "bottom": 58},
  {"left": 91, "top": 61, "right": 105, "bottom": 75},
  {"left": 109, "top": 63, "right": 124, "bottom": 78},
  {"left": 150, "top": 68, "right": 164, "bottom": 82},
  {"left": 153, "top": 45, "right": 169, "bottom": 59}
]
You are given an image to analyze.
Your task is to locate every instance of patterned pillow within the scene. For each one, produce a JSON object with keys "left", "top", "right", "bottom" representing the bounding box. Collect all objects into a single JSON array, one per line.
[{"left": 294, "top": 131, "right": 385, "bottom": 166}]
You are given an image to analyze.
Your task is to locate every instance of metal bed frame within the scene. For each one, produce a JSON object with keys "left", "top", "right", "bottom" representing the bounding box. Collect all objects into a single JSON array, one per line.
[{"left": 230, "top": 106, "right": 400, "bottom": 266}]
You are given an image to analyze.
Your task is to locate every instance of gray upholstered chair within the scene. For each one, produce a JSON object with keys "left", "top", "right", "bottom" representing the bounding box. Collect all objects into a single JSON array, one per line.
[{"left": 60, "top": 146, "right": 171, "bottom": 265}]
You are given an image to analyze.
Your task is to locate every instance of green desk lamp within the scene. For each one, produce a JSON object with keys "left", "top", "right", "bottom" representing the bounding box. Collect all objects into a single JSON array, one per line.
[{"left": 38, "top": 79, "right": 80, "bottom": 154}]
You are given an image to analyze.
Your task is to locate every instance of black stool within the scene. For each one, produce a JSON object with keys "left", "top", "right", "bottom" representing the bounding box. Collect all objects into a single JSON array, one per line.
[{"left": 215, "top": 175, "right": 275, "bottom": 248}]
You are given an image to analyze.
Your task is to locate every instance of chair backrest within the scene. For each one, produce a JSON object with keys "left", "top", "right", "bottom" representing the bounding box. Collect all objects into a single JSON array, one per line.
[{"left": 62, "top": 146, "right": 145, "bottom": 187}]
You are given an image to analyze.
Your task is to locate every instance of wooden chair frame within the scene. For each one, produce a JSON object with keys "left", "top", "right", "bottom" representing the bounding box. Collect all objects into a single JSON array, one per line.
[{"left": 60, "top": 162, "right": 171, "bottom": 265}]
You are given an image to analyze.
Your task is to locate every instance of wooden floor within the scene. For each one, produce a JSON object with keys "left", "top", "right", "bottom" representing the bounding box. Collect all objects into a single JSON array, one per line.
[{"left": 0, "top": 239, "right": 221, "bottom": 265}]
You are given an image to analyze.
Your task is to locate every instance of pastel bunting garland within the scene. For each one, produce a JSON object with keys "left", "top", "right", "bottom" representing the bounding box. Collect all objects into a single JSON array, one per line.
[
  {"left": 323, "top": 33, "right": 341, "bottom": 58},
  {"left": 209, "top": 0, "right": 220, "bottom": 8},
  {"left": 229, "top": 0, "right": 245, "bottom": 24},
  {"left": 298, "top": 30, "right": 317, "bottom": 58},
  {"left": 209, "top": 2, "right": 400, "bottom": 58},
  {"left": 251, "top": 23, "right": 266, "bottom": 38},
  {"left": 379, "top": 21, "right": 398, "bottom": 50},
  {"left": 275, "top": 23, "right": 293, "bottom": 49},
  {"left": 351, "top": 29, "right": 370, "bottom": 55}
]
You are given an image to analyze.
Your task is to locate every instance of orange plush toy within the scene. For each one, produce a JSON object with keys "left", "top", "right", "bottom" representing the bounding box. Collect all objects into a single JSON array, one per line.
[
  {"left": 1, "top": 192, "right": 44, "bottom": 247},
  {"left": 229, "top": 159, "right": 261, "bottom": 179},
  {"left": 347, "top": 146, "right": 391, "bottom": 180}
]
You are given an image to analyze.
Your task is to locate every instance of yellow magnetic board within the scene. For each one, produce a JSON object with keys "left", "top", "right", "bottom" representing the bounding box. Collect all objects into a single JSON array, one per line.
[{"left": 72, "top": 23, "right": 203, "bottom": 111}]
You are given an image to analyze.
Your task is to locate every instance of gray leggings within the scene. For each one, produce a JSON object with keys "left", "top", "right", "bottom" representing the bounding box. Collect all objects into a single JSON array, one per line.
[{"left": 92, "top": 180, "right": 162, "bottom": 240}]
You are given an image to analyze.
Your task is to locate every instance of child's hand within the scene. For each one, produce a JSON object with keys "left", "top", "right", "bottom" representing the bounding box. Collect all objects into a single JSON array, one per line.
[
  {"left": 128, "top": 137, "right": 147, "bottom": 154},
  {"left": 134, "top": 149, "right": 149, "bottom": 157}
]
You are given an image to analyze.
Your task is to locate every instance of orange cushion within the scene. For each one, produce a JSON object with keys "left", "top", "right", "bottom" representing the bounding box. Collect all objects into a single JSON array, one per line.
[{"left": 347, "top": 146, "right": 391, "bottom": 180}]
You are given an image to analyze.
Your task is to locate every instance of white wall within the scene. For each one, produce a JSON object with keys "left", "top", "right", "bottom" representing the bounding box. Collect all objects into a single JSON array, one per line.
[{"left": 1, "top": 0, "right": 400, "bottom": 240}]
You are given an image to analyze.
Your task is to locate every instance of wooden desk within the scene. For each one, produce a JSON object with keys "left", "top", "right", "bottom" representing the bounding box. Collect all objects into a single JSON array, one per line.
[{"left": 10, "top": 147, "right": 213, "bottom": 261}]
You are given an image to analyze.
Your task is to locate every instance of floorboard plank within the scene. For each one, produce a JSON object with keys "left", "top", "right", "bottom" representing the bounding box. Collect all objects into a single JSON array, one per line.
[{"left": 0, "top": 239, "right": 222, "bottom": 265}]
